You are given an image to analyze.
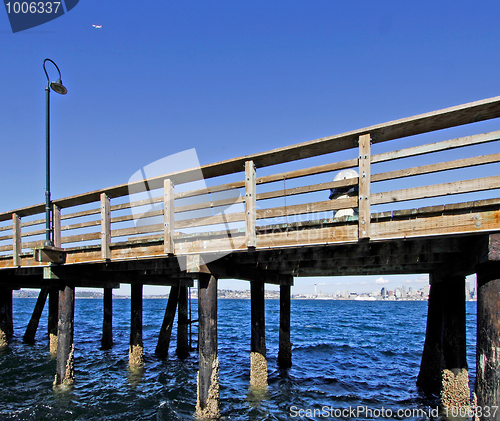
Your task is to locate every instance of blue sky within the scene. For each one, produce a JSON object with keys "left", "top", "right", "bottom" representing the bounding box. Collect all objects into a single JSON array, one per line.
[{"left": 1, "top": 0, "right": 498, "bottom": 294}]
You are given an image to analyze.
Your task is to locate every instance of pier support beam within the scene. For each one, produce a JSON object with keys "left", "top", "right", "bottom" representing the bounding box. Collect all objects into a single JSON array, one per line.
[
  {"left": 23, "top": 288, "right": 48, "bottom": 343},
  {"left": 476, "top": 261, "right": 500, "bottom": 413},
  {"left": 196, "top": 273, "right": 219, "bottom": 419},
  {"left": 54, "top": 285, "right": 75, "bottom": 387},
  {"left": 441, "top": 275, "right": 469, "bottom": 409},
  {"left": 278, "top": 284, "right": 292, "bottom": 369},
  {"left": 177, "top": 284, "right": 190, "bottom": 359},
  {"left": 250, "top": 281, "right": 268, "bottom": 389},
  {"left": 417, "top": 273, "right": 469, "bottom": 408},
  {"left": 417, "top": 278, "right": 444, "bottom": 394},
  {"left": 475, "top": 234, "right": 500, "bottom": 413},
  {"left": 101, "top": 287, "right": 113, "bottom": 350},
  {"left": 129, "top": 283, "right": 143, "bottom": 368},
  {"left": 155, "top": 285, "right": 179, "bottom": 359},
  {"left": 0, "top": 288, "right": 13, "bottom": 349},
  {"left": 48, "top": 288, "right": 59, "bottom": 355}
]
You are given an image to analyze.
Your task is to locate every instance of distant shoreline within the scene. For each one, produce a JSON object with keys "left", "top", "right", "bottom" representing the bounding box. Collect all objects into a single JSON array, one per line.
[{"left": 12, "top": 291, "right": 476, "bottom": 302}]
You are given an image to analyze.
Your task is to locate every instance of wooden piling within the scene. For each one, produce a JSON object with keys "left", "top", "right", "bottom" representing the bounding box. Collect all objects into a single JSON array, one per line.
[
  {"left": 7, "top": 289, "right": 13, "bottom": 336},
  {"left": 23, "top": 288, "right": 48, "bottom": 343},
  {"left": 196, "top": 273, "right": 219, "bottom": 419},
  {"left": 250, "top": 281, "right": 267, "bottom": 388},
  {"left": 48, "top": 288, "right": 59, "bottom": 355},
  {"left": 417, "top": 278, "right": 444, "bottom": 394},
  {"left": 278, "top": 284, "right": 292, "bottom": 369},
  {"left": 129, "top": 283, "right": 144, "bottom": 368},
  {"left": 441, "top": 275, "right": 469, "bottom": 409},
  {"left": 101, "top": 287, "right": 113, "bottom": 350},
  {"left": 417, "top": 274, "right": 469, "bottom": 408},
  {"left": 54, "top": 285, "right": 75, "bottom": 387},
  {"left": 0, "top": 288, "right": 12, "bottom": 349},
  {"left": 176, "top": 284, "right": 190, "bottom": 359},
  {"left": 476, "top": 262, "right": 500, "bottom": 412},
  {"left": 155, "top": 285, "right": 179, "bottom": 359}
]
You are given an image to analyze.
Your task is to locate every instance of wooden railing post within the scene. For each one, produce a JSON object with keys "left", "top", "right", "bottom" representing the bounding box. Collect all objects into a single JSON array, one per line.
[
  {"left": 12, "top": 213, "right": 21, "bottom": 266},
  {"left": 100, "top": 193, "right": 111, "bottom": 260},
  {"left": 164, "top": 179, "right": 175, "bottom": 254},
  {"left": 245, "top": 160, "right": 257, "bottom": 248},
  {"left": 358, "top": 134, "right": 371, "bottom": 239},
  {"left": 53, "top": 204, "right": 61, "bottom": 248}
]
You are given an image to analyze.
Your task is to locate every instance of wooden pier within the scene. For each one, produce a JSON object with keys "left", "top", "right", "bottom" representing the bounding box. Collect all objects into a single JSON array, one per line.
[{"left": 2, "top": 96, "right": 500, "bottom": 418}]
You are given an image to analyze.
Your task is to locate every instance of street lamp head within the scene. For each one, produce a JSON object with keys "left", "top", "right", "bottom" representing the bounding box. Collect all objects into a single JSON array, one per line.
[
  {"left": 50, "top": 78, "right": 67, "bottom": 95},
  {"left": 43, "top": 58, "right": 68, "bottom": 94}
]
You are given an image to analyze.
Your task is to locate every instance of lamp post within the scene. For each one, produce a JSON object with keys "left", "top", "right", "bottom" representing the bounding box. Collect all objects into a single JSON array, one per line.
[{"left": 43, "top": 59, "right": 67, "bottom": 247}]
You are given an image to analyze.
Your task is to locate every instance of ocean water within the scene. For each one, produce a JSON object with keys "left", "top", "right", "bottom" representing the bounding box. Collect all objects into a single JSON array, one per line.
[{"left": 0, "top": 298, "right": 477, "bottom": 421}]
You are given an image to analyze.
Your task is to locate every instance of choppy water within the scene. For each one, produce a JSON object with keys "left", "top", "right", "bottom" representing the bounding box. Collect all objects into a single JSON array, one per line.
[{"left": 0, "top": 299, "right": 477, "bottom": 420}]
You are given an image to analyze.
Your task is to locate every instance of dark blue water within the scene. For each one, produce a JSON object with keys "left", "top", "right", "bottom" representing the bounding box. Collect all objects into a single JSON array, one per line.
[{"left": 0, "top": 299, "right": 477, "bottom": 420}]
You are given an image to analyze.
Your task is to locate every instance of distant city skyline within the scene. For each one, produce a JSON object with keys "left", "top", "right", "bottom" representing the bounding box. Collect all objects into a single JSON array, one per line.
[{"left": 55, "top": 273, "right": 477, "bottom": 297}]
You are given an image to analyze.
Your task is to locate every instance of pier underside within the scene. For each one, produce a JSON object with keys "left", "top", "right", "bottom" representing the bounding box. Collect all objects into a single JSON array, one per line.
[{"left": 0, "top": 231, "right": 485, "bottom": 288}]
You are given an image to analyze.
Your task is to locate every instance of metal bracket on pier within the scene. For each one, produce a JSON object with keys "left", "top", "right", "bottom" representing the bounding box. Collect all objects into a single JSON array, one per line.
[{"left": 34, "top": 246, "right": 66, "bottom": 264}]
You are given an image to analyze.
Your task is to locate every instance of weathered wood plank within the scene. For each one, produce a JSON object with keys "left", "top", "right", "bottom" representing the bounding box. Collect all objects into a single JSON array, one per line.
[
  {"left": 256, "top": 197, "right": 357, "bottom": 220},
  {"left": 19, "top": 239, "right": 44, "bottom": 250},
  {"left": 372, "top": 152, "right": 500, "bottom": 183},
  {"left": 12, "top": 214, "right": 21, "bottom": 267},
  {"left": 53, "top": 205, "right": 61, "bottom": 248},
  {"left": 358, "top": 134, "right": 371, "bottom": 239},
  {"left": 111, "top": 224, "right": 163, "bottom": 239},
  {"left": 176, "top": 234, "right": 247, "bottom": 255},
  {"left": 110, "top": 181, "right": 244, "bottom": 214},
  {"left": 175, "top": 180, "right": 245, "bottom": 200},
  {"left": 174, "top": 196, "right": 245, "bottom": 214},
  {"left": 101, "top": 193, "right": 111, "bottom": 260},
  {"left": 175, "top": 211, "right": 246, "bottom": 230},
  {"left": 245, "top": 161, "right": 257, "bottom": 248},
  {"left": 256, "top": 178, "right": 358, "bottom": 202},
  {"left": 111, "top": 210, "right": 162, "bottom": 225},
  {"left": 372, "top": 130, "right": 500, "bottom": 164},
  {"left": 61, "top": 232, "right": 101, "bottom": 244},
  {"left": 61, "top": 219, "right": 101, "bottom": 231},
  {"left": 111, "top": 197, "right": 162, "bottom": 212},
  {"left": 372, "top": 175, "right": 500, "bottom": 205},
  {"left": 0, "top": 223, "right": 13, "bottom": 233},
  {"left": 164, "top": 179, "right": 175, "bottom": 254},
  {"left": 371, "top": 209, "right": 500, "bottom": 240},
  {"left": 256, "top": 159, "right": 358, "bottom": 185},
  {"left": 20, "top": 218, "right": 46, "bottom": 229},
  {"left": 19, "top": 228, "right": 45, "bottom": 238},
  {"left": 256, "top": 224, "right": 359, "bottom": 248},
  {"left": 61, "top": 207, "right": 100, "bottom": 221}
]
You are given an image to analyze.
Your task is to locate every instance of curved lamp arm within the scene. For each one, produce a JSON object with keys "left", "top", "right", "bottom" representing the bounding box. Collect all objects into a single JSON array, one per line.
[{"left": 43, "top": 58, "right": 67, "bottom": 95}]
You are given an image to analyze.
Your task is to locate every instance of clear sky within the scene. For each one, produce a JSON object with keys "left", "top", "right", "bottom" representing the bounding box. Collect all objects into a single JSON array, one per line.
[{"left": 1, "top": 0, "right": 498, "bottom": 295}]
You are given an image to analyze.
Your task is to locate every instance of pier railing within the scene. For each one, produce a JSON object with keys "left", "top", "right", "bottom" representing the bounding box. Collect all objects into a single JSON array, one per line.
[{"left": 1, "top": 96, "right": 500, "bottom": 268}]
